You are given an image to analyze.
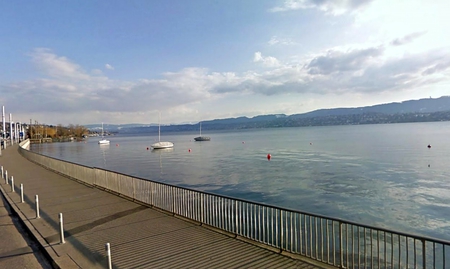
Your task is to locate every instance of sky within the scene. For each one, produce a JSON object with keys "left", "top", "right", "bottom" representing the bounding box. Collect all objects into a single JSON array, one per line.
[{"left": 1, "top": 0, "right": 449, "bottom": 125}]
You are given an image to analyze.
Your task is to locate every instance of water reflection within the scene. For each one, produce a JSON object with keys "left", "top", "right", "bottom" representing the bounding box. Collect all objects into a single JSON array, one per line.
[
  {"left": 151, "top": 148, "right": 173, "bottom": 174},
  {"left": 99, "top": 143, "right": 109, "bottom": 168}
]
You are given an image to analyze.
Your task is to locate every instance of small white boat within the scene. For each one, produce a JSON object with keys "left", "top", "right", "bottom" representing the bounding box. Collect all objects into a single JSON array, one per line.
[
  {"left": 98, "top": 122, "right": 110, "bottom": 145},
  {"left": 151, "top": 113, "right": 173, "bottom": 149},
  {"left": 194, "top": 122, "right": 210, "bottom": 141}
]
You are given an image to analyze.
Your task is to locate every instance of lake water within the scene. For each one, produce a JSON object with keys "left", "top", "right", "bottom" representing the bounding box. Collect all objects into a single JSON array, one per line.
[{"left": 31, "top": 122, "right": 450, "bottom": 241}]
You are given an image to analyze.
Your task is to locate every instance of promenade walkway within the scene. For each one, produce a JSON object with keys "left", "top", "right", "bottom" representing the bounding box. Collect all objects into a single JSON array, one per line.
[{"left": 0, "top": 145, "right": 331, "bottom": 269}]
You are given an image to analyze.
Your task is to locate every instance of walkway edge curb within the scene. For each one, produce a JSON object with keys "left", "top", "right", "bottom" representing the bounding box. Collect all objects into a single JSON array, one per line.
[{"left": 0, "top": 184, "right": 80, "bottom": 269}]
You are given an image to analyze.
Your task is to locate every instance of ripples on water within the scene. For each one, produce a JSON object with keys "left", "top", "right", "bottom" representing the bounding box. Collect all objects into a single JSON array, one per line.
[{"left": 31, "top": 122, "right": 450, "bottom": 240}]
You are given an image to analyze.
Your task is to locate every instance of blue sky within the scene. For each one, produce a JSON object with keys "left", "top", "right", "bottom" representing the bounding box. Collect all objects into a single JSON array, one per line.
[{"left": 1, "top": 0, "right": 449, "bottom": 125}]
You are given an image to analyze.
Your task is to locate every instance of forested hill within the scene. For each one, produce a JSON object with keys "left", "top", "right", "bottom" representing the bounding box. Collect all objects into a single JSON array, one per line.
[{"left": 96, "top": 96, "right": 450, "bottom": 133}]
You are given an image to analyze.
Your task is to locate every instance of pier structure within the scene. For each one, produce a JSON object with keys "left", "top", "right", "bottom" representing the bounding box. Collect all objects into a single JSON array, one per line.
[{"left": 0, "top": 140, "right": 449, "bottom": 268}]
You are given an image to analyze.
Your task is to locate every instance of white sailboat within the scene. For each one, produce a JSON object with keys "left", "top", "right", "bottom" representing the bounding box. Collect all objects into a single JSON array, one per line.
[
  {"left": 151, "top": 113, "right": 173, "bottom": 149},
  {"left": 98, "top": 122, "right": 110, "bottom": 145},
  {"left": 194, "top": 122, "right": 210, "bottom": 141}
]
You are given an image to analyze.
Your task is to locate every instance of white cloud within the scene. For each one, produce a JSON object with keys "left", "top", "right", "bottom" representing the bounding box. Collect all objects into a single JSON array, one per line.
[
  {"left": 3, "top": 44, "right": 450, "bottom": 125},
  {"left": 390, "top": 32, "right": 427, "bottom": 46},
  {"left": 270, "top": 0, "right": 374, "bottom": 15},
  {"left": 268, "top": 36, "right": 295, "bottom": 46},
  {"left": 253, "top": 52, "right": 281, "bottom": 67},
  {"left": 30, "top": 48, "right": 92, "bottom": 80},
  {"left": 105, "top": 64, "right": 114, "bottom": 70}
]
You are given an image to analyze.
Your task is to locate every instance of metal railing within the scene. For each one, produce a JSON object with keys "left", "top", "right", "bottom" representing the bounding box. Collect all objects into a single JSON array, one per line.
[{"left": 18, "top": 139, "right": 450, "bottom": 268}]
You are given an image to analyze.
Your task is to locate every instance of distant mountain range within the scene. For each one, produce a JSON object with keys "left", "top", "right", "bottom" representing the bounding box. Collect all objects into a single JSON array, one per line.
[{"left": 87, "top": 96, "right": 450, "bottom": 134}]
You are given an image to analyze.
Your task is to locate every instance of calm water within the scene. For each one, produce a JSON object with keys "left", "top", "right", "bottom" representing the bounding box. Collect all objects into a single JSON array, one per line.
[{"left": 31, "top": 122, "right": 450, "bottom": 240}]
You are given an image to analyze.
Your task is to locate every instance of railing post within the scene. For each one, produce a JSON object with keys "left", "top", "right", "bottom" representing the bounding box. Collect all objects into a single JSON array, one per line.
[
  {"left": 35, "top": 195, "right": 40, "bottom": 218},
  {"left": 1, "top": 166, "right": 3, "bottom": 179},
  {"left": 11, "top": 176, "right": 14, "bottom": 192},
  {"left": 339, "top": 222, "right": 344, "bottom": 268},
  {"left": 59, "top": 213, "right": 65, "bottom": 244},
  {"left": 201, "top": 193, "right": 204, "bottom": 224},
  {"left": 280, "top": 210, "right": 284, "bottom": 249},
  {"left": 20, "top": 184, "right": 24, "bottom": 203},
  {"left": 5, "top": 170, "right": 8, "bottom": 184},
  {"left": 105, "top": 243, "right": 112, "bottom": 269},
  {"left": 422, "top": 239, "right": 426, "bottom": 269}
]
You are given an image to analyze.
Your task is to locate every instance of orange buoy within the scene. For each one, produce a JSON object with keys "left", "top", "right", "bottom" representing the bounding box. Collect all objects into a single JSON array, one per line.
[{"left": 267, "top": 154, "right": 271, "bottom": 160}]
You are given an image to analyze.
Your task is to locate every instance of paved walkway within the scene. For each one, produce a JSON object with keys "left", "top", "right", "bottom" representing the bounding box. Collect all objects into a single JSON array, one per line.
[
  {"left": 0, "top": 191, "right": 52, "bottom": 268},
  {"left": 0, "top": 144, "right": 332, "bottom": 268}
]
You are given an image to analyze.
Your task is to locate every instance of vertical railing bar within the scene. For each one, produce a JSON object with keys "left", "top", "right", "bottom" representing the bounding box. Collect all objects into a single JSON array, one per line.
[
  {"left": 339, "top": 222, "right": 343, "bottom": 268},
  {"left": 250, "top": 203, "right": 253, "bottom": 239},
  {"left": 433, "top": 242, "right": 435, "bottom": 269},
  {"left": 398, "top": 235, "right": 401, "bottom": 269},
  {"left": 371, "top": 229, "right": 373, "bottom": 269},
  {"left": 290, "top": 212, "right": 293, "bottom": 252},
  {"left": 271, "top": 207, "right": 274, "bottom": 245},
  {"left": 236, "top": 201, "right": 239, "bottom": 235},
  {"left": 321, "top": 218, "right": 324, "bottom": 261},
  {"left": 377, "top": 230, "right": 380, "bottom": 269},
  {"left": 310, "top": 216, "right": 313, "bottom": 258},
  {"left": 352, "top": 225, "right": 355, "bottom": 269},
  {"left": 422, "top": 239, "right": 426, "bottom": 269},
  {"left": 279, "top": 210, "right": 283, "bottom": 249},
  {"left": 286, "top": 211, "right": 289, "bottom": 251},
  {"left": 301, "top": 214, "right": 304, "bottom": 255},
  {"left": 306, "top": 216, "right": 309, "bottom": 257},
  {"left": 443, "top": 244, "right": 445, "bottom": 269},
  {"left": 215, "top": 196, "right": 219, "bottom": 228},
  {"left": 326, "top": 219, "right": 329, "bottom": 264},
  {"left": 346, "top": 224, "right": 349, "bottom": 268},
  {"left": 262, "top": 206, "right": 266, "bottom": 243},
  {"left": 384, "top": 231, "right": 387, "bottom": 269},
  {"left": 391, "top": 233, "right": 394, "bottom": 269},
  {"left": 407, "top": 236, "right": 409, "bottom": 268},
  {"left": 364, "top": 228, "right": 366, "bottom": 269},
  {"left": 254, "top": 204, "right": 258, "bottom": 240},
  {"left": 357, "top": 226, "right": 360, "bottom": 269},
  {"left": 414, "top": 238, "right": 417, "bottom": 269},
  {"left": 259, "top": 205, "right": 262, "bottom": 242},
  {"left": 315, "top": 216, "right": 318, "bottom": 259},
  {"left": 332, "top": 220, "right": 336, "bottom": 266},
  {"left": 294, "top": 213, "right": 298, "bottom": 254}
]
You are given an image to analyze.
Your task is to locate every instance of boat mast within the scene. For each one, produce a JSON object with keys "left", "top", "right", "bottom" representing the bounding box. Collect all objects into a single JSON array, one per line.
[
  {"left": 158, "top": 112, "right": 161, "bottom": 142},
  {"left": 199, "top": 122, "right": 202, "bottom": 136}
]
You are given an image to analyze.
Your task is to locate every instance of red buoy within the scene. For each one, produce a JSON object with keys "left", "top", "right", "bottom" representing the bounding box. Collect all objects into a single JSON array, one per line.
[
  {"left": 267, "top": 154, "right": 271, "bottom": 160},
  {"left": 188, "top": 149, "right": 191, "bottom": 152},
  {"left": 146, "top": 147, "right": 149, "bottom": 150}
]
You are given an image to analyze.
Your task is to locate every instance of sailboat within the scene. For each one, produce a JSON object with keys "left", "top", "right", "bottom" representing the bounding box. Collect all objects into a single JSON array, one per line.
[
  {"left": 194, "top": 122, "right": 210, "bottom": 141},
  {"left": 98, "top": 122, "right": 110, "bottom": 145},
  {"left": 151, "top": 113, "right": 174, "bottom": 149}
]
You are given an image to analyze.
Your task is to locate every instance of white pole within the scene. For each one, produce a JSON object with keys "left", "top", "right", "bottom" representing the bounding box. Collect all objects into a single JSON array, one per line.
[
  {"left": 20, "top": 184, "right": 24, "bottom": 203},
  {"left": 1, "top": 166, "right": 3, "bottom": 179},
  {"left": 59, "top": 213, "right": 65, "bottom": 244},
  {"left": 9, "top": 114, "right": 13, "bottom": 146},
  {"left": 5, "top": 170, "right": 8, "bottom": 184},
  {"left": 105, "top": 243, "right": 112, "bottom": 269},
  {"left": 2, "top": 106, "right": 5, "bottom": 140},
  {"left": 35, "top": 195, "right": 40, "bottom": 219},
  {"left": 11, "top": 176, "right": 14, "bottom": 192}
]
